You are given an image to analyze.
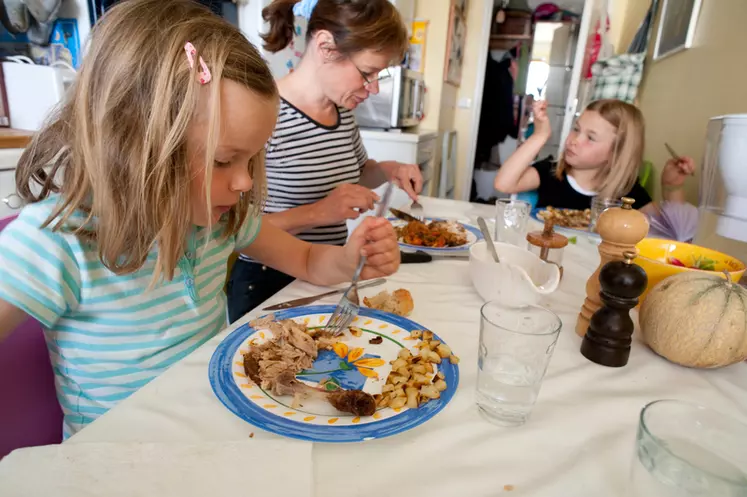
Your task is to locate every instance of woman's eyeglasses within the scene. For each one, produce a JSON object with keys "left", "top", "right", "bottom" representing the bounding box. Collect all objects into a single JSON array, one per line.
[{"left": 353, "top": 63, "right": 391, "bottom": 86}]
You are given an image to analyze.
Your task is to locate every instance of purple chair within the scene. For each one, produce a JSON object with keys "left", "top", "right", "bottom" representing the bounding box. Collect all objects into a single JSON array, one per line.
[{"left": 0, "top": 215, "right": 63, "bottom": 458}]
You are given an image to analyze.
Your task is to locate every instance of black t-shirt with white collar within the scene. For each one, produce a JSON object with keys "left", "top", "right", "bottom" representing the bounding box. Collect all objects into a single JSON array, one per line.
[{"left": 532, "top": 159, "right": 652, "bottom": 210}]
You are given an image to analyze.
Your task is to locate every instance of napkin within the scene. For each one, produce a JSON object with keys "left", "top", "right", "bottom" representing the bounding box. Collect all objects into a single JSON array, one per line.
[{"left": 0, "top": 440, "right": 313, "bottom": 497}]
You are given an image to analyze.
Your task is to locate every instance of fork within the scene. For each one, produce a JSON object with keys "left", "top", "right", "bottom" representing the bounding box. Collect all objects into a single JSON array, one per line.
[
  {"left": 410, "top": 199, "right": 424, "bottom": 222},
  {"left": 326, "top": 181, "right": 395, "bottom": 336}
]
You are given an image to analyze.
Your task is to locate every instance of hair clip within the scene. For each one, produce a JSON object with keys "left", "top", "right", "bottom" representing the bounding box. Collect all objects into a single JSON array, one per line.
[{"left": 184, "top": 42, "right": 212, "bottom": 85}]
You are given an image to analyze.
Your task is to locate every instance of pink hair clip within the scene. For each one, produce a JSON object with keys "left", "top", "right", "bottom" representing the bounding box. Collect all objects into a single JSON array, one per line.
[{"left": 184, "top": 42, "right": 212, "bottom": 85}]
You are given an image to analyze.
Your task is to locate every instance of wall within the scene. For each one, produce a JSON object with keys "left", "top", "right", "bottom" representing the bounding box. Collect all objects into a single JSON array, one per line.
[
  {"left": 617, "top": 0, "right": 747, "bottom": 203},
  {"left": 451, "top": 0, "right": 493, "bottom": 200},
  {"left": 413, "top": 0, "right": 453, "bottom": 187}
]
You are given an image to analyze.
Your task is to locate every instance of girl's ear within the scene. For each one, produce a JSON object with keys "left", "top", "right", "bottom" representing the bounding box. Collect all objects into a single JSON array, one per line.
[{"left": 313, "top": 30, "right": 340, "bottom": 62}]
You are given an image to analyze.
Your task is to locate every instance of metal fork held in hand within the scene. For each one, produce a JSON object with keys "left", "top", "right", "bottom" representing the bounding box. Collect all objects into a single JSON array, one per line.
[
  {"left": 326, "top": 181, "right": 395, "bottom": 336},
  {"left": 410, "top": 199, "right": 424, "bottom": 222}
]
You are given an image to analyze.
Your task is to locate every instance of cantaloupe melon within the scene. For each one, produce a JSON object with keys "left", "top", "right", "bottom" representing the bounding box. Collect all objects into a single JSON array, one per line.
[{"left": 639, "top": 271, "right": 747, "bottom": 368}]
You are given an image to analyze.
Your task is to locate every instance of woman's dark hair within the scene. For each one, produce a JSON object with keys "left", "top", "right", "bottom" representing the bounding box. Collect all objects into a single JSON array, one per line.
[{"left": 261, "top": 0, "right": 408, "bottom": 60}]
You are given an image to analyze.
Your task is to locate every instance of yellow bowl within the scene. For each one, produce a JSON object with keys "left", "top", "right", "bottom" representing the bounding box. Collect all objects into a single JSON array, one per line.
[{"left": 635, "top": 238, "right": 746, "bottom": 302}]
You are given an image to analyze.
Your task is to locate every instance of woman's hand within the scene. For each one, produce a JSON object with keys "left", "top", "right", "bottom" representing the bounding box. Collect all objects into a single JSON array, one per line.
[
  {"left": 344, "top": 217, "right": 400, "bottom": 279},
  {"left": 532, "top": 100, "right": 551, "bottom": 139},
  {"left": 379, "top": 161, "right": 423, "bottom": 201},
  {"left": 661, "top": 156, "right": 695, "bottom": 188},
  {"left": 312, "top": 184, "right": 380, "bottom": 225}
]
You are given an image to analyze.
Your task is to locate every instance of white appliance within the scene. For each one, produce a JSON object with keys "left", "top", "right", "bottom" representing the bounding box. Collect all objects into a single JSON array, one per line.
[
  {"left": 360, "top": 128, "right": 438, "bottom": 196},
  {"left": 354, "top": 66, "right": 424, "bottom": 130},
  {"left": 694, "top": 114, "right": 747, "bottom": 272},
  {"left": 2, "top": 62, "right": 74, "bottom": 131}
]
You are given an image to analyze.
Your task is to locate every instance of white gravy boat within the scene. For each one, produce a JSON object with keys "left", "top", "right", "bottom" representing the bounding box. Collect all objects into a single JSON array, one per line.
[{"left": 469, "top": 241, "right": 561, "bottom": 306}]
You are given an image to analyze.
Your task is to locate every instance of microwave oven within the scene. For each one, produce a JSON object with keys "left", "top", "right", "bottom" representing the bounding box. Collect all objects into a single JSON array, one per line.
[{"left": 354, "top": 66, "right": 424, "bottom": 130}]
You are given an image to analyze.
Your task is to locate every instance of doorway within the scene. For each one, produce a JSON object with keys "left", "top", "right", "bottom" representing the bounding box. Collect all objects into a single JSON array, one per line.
[{"left": 463, "top": 0, "right": 603, "bottom": 202}]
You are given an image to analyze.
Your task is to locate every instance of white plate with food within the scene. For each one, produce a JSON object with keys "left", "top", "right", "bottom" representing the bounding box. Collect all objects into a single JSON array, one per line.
[
  {"left": 531, "top": 207, "right": 593, "bottom": 236},
  {"left": 390, "top": 217, "right": 483, "bottom": 255},
  {"left": 209, "top": 305, "right": 460, "bottom": 443}
]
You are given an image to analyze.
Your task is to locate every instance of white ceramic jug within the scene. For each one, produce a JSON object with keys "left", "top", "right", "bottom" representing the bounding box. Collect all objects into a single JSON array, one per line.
[{"left": 469, "top": 241, "right": 561, "bottom": 306}]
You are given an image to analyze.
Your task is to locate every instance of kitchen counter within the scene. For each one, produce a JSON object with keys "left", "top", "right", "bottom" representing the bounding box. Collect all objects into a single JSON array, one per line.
[{"left": 0, "top": 129, "right": 32, "bottom": 149}]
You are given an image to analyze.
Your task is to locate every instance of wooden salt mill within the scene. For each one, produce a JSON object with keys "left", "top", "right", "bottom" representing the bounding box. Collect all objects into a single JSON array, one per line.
[
  {"left": 580, "top": 251, "right": 648, "bottom": 367},
  {"left": 576, "top": 197, "right": 649, "bottom": 336},
  {"left": 526, "top": 219, "right": 568, "bottom": 278}
]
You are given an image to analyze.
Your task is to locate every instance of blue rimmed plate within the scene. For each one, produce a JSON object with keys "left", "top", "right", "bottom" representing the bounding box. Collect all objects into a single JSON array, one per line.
[
  {"left": 209, "top": 305, "right": 459, "bottom": 443},
  {"left": 390, "top": 217, "right": 483, "bottom": 255}
]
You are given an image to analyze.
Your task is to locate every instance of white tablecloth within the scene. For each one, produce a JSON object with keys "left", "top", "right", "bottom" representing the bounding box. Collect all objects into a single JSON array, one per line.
[{"left": 66, "top": 198, "right": 747, "bottom": 497}]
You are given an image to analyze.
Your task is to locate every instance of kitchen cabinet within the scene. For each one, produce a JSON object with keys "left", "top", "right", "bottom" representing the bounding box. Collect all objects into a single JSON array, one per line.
[{"left": 0, "top": 148, "right": 27, "bottom": 219}]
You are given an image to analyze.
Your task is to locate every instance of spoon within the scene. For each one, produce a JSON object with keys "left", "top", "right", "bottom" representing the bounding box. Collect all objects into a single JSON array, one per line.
[{"left": 477, "top": 217, "right": 500, "bottom": 263}]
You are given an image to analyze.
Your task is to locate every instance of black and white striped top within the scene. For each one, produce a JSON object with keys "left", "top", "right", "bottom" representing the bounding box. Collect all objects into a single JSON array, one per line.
[{"left": 238, "top": 99, "right": 368, "bottom": 263}]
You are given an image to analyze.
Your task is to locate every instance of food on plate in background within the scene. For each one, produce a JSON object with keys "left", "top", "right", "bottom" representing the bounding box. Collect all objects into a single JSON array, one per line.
[
  {"left": 639, "top": 271, "right": 747, "bottom": 368},
  {"left": 667, "top": 255, "right": 716, "bottom": 271},
  {"left": 363, "top": 289, "right": 414, "bottom": 316},
  {"left": 537, "top": 206, "right": 591, "bottom": 229},
  {"left": 395, "top": 219, "right": 468, "bottom": 248},
  {"left": 375, "top": 330, "right": 459, "bottom": 410}
]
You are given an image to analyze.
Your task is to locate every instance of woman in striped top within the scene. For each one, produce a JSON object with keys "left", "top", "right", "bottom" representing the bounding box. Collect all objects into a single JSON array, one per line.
[
  {"left": 228, "top": 0, "right": 423, "bottom": 322},
  {"left": 0, "top": 0, "right": 400, "bottom": 436}
]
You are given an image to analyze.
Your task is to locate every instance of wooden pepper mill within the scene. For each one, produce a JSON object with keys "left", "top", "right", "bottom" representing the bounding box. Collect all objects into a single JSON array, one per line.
[
  {"left": 576, "top": 197, "right": 649, "bottom": 336},
  {"left": 527, "top": 219, "right": 568, "bottom": 278},
  {"left": 580, "top": 251, "right": 648, "bottom": 367}
]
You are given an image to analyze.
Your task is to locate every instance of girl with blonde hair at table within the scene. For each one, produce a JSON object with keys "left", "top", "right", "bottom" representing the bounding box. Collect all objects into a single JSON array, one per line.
[
  {"left": 0, "top": 0, "right": 399, "bottom": 438},
  {"left": 494, "top": 99, "right": 695, "bottom": 215},
  {"left": 227, "top": 0, "right": 422, "bottom": 323}
]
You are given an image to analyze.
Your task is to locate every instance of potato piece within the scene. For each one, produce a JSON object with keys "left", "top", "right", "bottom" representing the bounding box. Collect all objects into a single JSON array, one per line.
[
  {"left": 398, "top": 348, "right": 412, "bottom": 361},
  {"left": 412, "top": 373, "right": 429, "bottom": 386},
  {"left": 429, "top": 341, "right": 441, "bottom": 351},
  {"left": 420, "top": 384, "right": 441, "bottom": 399},
  {"left": 391, "top": 358, "right": 407, "bottom": 371},
  {"left": 377, "top": 396, "right": 390, "bottom": 408},
  {"left": 411, "top": 364, "right": 427, "bottom": 375},
  {"left": 391, "top": 374, "right": 407, "bottom": 385},
  {"left": 434, "top": 379, "right": 448, "bottom": 392},
  {"left": 422, "top": 331, "right": 434, "bottom": 341},
  {"left": 410, "top": 330, "right": 423, "bottom": 339},
  {"left": 396, "top": 367, "right": 411, "bottom": 378},
  {"left": 405, "top": 387, "right": 419, "bottom": 409},
  {"left": 394, "top": 386, "right": 405, "bottom": 397},
  {"left": 436, "top": 371, "right": 445, "bottom": 380},
  {"left": 424, "top": 362, "right": 434, "bottom": 374},
  {"left": 382, "top": 384, "right": 394, "bottom": 394},
  {"left": 449, "top": 355, "right": 460, "bottom": 364},
  {"left": 436, "top": 344, "right": 452, "bottom": 358},
  {"left": 390, "top": 396, "right": 407, "bottom": 410}
]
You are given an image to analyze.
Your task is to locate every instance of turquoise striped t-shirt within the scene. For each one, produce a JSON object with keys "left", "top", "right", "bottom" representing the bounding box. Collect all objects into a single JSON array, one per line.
[{"left": 0, "top": 197, "right": 261, "bottom": 437}]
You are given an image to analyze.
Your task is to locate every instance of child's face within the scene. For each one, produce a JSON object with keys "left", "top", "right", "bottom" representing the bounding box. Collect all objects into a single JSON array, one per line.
[
  {"left": 320, "top": 48, "right": 392, "bottom": 110},
  {"left": 188, "top": 80, "right": 278, "bottom": 226},
  {"left": 563, "top": 110, "right": 617, "bottom": 171}
]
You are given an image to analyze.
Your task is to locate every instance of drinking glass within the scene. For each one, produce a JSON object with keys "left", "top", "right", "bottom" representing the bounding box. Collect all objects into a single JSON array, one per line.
[
  {"left": 627, "top": 400, "right": 747, "bottom": 496},
  {"left": 494, "top": 199, "right": 531, "bottom": 245},
  {"left": 476, "top": 301, "right": 562, "bottom": 426},
  {"left": 589, "top": 196, "right": 622, "bottom": 233}
]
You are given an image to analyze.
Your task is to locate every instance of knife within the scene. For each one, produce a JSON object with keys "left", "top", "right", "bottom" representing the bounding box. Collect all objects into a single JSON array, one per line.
[
  {"left": 262, "top": 278, "right": 387, "bottom": 311},
  {"left": 390, "top": 208, "right": 421, "bottom": 223},
  {"left": 401, "top": 250, "right": 432, "bottom": 263}
]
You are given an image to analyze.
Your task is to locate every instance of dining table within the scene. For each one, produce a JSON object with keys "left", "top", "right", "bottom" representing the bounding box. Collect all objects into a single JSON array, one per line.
[{"left": 56, "top": 196, "right": 746, "bottom": 496}]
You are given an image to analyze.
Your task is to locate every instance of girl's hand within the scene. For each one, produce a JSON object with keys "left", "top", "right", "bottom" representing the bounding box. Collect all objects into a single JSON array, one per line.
[
  {"left": 532, "top": 100, "right": 551, "bottom": 139},
  {"left": 344, "top": 217, "right": 400, "bottom": 279},
  {"left": 661, "top": 156, "right": 695, "bottom": 187}
]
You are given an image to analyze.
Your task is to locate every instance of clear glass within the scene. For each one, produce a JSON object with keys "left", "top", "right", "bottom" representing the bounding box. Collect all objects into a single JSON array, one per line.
[
  {"left": 627, "top": 400, "right": 747, "bottom": 496},
  {"left": 494, "top": 199, "right": 531, "bottom": 245},
  {"left": 476, "top": 301, "right": 562, "bottom": 426},
  {"left": 589, "top": 196, "right": 622, "bottom": 233}
]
